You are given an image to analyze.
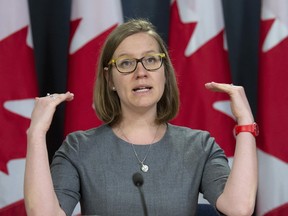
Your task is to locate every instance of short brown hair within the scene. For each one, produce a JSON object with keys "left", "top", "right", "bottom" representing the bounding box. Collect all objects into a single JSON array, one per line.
[{"left": 93, "top": 19, "right": 179, "bottom": 126}]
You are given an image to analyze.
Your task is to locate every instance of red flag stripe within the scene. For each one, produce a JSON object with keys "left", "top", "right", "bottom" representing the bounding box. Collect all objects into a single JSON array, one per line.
[
  {"left": 256, "top": 2, "right": 288, "bottom": 215},
  {"left": 169, "top": 1, "right": 235, "bottom": 157}
]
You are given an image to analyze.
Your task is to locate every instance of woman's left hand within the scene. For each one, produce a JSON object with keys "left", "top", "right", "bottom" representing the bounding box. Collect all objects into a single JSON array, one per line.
[{"left": 205, "top": 82, "right": 254, "bottom": 125}]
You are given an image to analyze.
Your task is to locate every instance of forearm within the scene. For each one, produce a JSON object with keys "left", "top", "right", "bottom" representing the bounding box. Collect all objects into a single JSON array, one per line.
[
  {"left": 24, "top": 132, "right": 64, "bottom": 216},
  {"left": 217, "top": 132, "right": 258, "bottom": 216},
  {"left": 204, "top": 83, "right": 258, "bottom": 215}
]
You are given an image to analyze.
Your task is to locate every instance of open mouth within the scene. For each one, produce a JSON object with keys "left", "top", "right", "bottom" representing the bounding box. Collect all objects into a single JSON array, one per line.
[{"left": 133, "top": 86, "right": 152, "bottom": 92}]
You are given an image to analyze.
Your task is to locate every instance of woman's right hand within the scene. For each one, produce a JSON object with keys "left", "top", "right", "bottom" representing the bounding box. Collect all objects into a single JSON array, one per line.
[
  {"left": 25, "top": 92, "right": 73, "bottom": 216},
  {"left": 27, "top": 92, "right": 74, "bottom": 135}
]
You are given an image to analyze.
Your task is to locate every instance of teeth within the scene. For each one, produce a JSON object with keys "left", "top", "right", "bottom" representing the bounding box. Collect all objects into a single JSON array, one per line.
[
  {"left": 134, "top": 87, "right": 151, "bottom": 92},
  {"left": 136, "top": 88, "right": 149, "bottom": 92}
]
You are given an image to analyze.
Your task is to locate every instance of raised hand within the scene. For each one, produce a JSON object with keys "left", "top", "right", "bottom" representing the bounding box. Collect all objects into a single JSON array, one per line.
[
  {"left": 205, "top": 82, "right": 254, "bottom": 125},
  {"left": 28, "top": 92, "right": 74, "bottom": 135}
]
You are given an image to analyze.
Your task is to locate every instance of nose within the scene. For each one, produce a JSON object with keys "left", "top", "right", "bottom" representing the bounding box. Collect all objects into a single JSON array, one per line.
[{"left": 134, "top": 61, "right": 148, "bottom": 78}]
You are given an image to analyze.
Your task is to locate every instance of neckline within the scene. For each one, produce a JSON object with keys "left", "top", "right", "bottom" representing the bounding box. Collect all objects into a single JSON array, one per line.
[{"left": 109, "top": 123, "right": 169, "bottom": 146}]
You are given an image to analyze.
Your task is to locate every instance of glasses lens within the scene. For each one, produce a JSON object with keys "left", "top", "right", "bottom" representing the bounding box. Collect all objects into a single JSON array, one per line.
[
  {"left": 115, "top": 58, "right": 136, "bottom": 73},
  {"left": 113, "top": 53, "right": 165, "bottom": 73},
  {"left": 142, "top": 54, "right": 163, "bottom": 71}
]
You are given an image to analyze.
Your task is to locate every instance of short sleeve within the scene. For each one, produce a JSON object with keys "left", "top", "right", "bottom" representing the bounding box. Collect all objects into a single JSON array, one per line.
[
  {"left": 50, "top": 133, "right": 81, "bottom": 216},
  {"left": 200, "top": 133, "right": 230, "bottom": 207}
]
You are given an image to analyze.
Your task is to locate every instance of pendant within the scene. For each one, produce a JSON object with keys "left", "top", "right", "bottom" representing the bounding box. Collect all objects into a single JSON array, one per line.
[{"left": 141, "top": 164, "right": 149, "bottom": 172}]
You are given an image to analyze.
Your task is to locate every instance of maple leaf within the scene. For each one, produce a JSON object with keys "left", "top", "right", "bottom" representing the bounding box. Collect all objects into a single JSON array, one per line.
[
  {"left": 0, "top": 159, "right": 25, "bottom": 210},
  {"left": 0, "top": 27, "right": 38, "bottom": 174},
  {"left": 258, "top": 18, "right": 288, "bottom": 164},
  {"left": 257, "top": 7, "right": 288, "bottom": 215},
  {"left": 169, "top": 1, "right": 235, "bottom": 156},
  {"left": 257, "top": 150, "right": 288, "bottom": 216},
  {"left": 69, "top": 0, "right": 123, "bottom": 54},
  {"left": 64, "top": 19, "right": 117, "bottom": 134},
  {"left": 64, "top": 1, "right": 122, "bottom": 135}
]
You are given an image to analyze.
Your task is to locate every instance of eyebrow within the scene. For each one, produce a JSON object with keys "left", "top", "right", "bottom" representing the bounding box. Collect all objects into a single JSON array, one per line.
[{"left": 114, "top": 50, "right": 160, "bottom": 59}]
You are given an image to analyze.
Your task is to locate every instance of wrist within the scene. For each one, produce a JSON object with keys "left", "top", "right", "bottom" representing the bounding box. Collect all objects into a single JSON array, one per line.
[
  {"left": 27, "top": 127, "right": 47, "bottom": 140},
  {"left": 234, "top": 122, "right": 259, "bottom": 137},
  {"left": 236, "top": 116, "right": 254, "bottom": 125}
]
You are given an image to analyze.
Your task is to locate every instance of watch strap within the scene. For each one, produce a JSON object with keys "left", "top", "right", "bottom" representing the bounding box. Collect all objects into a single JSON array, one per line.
[{"left": 234, "top": 122, "right": 259, "bottom": 137}]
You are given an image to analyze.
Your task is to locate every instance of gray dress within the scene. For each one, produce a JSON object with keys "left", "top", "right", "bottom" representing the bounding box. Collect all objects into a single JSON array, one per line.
[{"left": 51, "top": 123, "right": 230, "bottom": 216}]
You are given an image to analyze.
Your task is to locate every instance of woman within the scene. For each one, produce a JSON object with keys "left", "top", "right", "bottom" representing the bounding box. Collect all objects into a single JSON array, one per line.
[{"left": 24, "top": 19, "right": 258, "bottom": 216}]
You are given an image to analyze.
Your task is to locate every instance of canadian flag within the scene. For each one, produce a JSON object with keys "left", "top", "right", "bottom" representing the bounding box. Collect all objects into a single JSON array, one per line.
[
  {"left": 0, "top": 0, "right": 38, "bottom": 215},
  {"left": 64, "top": 0, "right": 123, "bottom": 135},
  {"left": 169, "top": 1, "right": 234, "bottom": 159},
  {"left": 257, "top": 0, "right": 288, "bottom": 215},
  {"left": 168, "top": 0, "right": 235, "bottom": 203},
  {"left": 65, "top": 1, "right": 122, "bottom": 214}
]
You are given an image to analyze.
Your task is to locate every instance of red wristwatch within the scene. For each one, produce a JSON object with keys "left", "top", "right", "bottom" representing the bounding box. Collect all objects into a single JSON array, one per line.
[{"left": 234, "top": 122, "right": 259, "bottom": 137}]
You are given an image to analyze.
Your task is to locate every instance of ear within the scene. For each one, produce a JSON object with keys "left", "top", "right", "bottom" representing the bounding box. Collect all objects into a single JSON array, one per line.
[{"left": 104, "top": 67, "right": 109, "bottom": 81}]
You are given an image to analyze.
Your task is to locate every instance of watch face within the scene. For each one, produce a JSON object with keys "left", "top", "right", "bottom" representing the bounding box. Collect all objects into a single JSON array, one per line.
[
  {"left": 234, "top": 123, "right": 259, "bottom": 137},
  {"left": 253, "top": 123, "right": 259, "bottom": 136}
]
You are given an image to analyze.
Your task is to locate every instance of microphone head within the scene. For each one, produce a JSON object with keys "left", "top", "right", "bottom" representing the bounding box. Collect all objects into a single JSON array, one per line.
[{"left": 132, "top": 172, "right": 144, "bottom": 187}]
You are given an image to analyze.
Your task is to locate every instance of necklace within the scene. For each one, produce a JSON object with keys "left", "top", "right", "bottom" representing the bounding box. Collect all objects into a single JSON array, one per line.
[{"left": 119, "top": 125, "right": 160, "bottom": 173}]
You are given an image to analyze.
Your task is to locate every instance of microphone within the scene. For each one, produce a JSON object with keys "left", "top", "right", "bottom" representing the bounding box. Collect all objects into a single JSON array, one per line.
[{"left": 132, "top": 172, "right": 148, "bottom": 216}]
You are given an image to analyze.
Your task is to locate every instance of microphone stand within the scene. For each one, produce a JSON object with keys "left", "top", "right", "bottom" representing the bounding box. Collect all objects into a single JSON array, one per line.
[{"left": 132, "top": 172, "right": 148, "bottom": 216}]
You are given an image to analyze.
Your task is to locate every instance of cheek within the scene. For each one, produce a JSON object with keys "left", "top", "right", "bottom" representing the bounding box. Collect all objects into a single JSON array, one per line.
[
  {"left": 156, "top": 72, "right": 166, "bottom": 96},
  {"left": 111, "top": 71, "right": 122, "bottom": 88},
  {"left": 161, "top": 70, "right": 166, "bottom": 89},
  {"left": 112, "top": 74, "right": 130, "bottom": 96},
  {"left": 161, "top": 80, "right": 166, "bottom": 95}
]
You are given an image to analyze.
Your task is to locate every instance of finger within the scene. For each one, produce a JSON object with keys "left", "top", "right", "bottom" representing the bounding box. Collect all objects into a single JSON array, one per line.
[
  {"left": 51, "top": 91, "right": 74, "bottom": 101},
  {"left": 66, "top": 92, "right": 74, "bottom": 101},
  {"left": 35, "top": 92, "right": 74, "bottom": 109},
  {"left": 205, "top": 82, "right": 235, "bottom": 93},
  {"left": 44, "top": 92, "right": 74, "bottom": 102},
  {"left": 29, "top": 92, "right": 74, "bottom": 133}
]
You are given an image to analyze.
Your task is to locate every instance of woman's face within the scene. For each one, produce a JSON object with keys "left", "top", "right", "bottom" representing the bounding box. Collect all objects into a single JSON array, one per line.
[{"left": 110, "top": 32, "right": 166, "bottom": 115}]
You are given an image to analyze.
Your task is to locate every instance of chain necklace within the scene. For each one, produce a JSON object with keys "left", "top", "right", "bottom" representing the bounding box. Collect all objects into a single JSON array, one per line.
[{"left": 119, "top": 125, "right": 160, "bottom": 173}]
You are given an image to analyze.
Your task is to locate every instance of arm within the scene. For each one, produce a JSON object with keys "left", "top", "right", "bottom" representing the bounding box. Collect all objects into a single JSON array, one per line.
[
  {"left": 205, "top": 82, "right": 258, "bottom": 216},
  {"left": 24, "top": 92, "right": 74, "bottom": 216}
]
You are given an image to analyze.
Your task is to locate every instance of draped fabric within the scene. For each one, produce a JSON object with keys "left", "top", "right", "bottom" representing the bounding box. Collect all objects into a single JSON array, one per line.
[
  {"left": 168, "top": 0, "right": 234, "bottom": 205},
  {"left": 64, "top": 0, "right": 123, "bottom": 134},
  {"left": 4, "top": 1, "right": 283, "bottom": 215},
  {"left": 169, "top": 0, "right": 235, "bottom": 157},
  {"left": 256, "top": 1, "right": 288, "bottom": 215},
  {"left": 0, "top": 0, "right": 38, "bottom": 215}
]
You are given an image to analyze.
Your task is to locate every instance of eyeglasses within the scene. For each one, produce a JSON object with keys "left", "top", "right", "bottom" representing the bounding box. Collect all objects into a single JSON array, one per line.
[{"left": 108, "top": 53, "right": 166, "bottom": 74}]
